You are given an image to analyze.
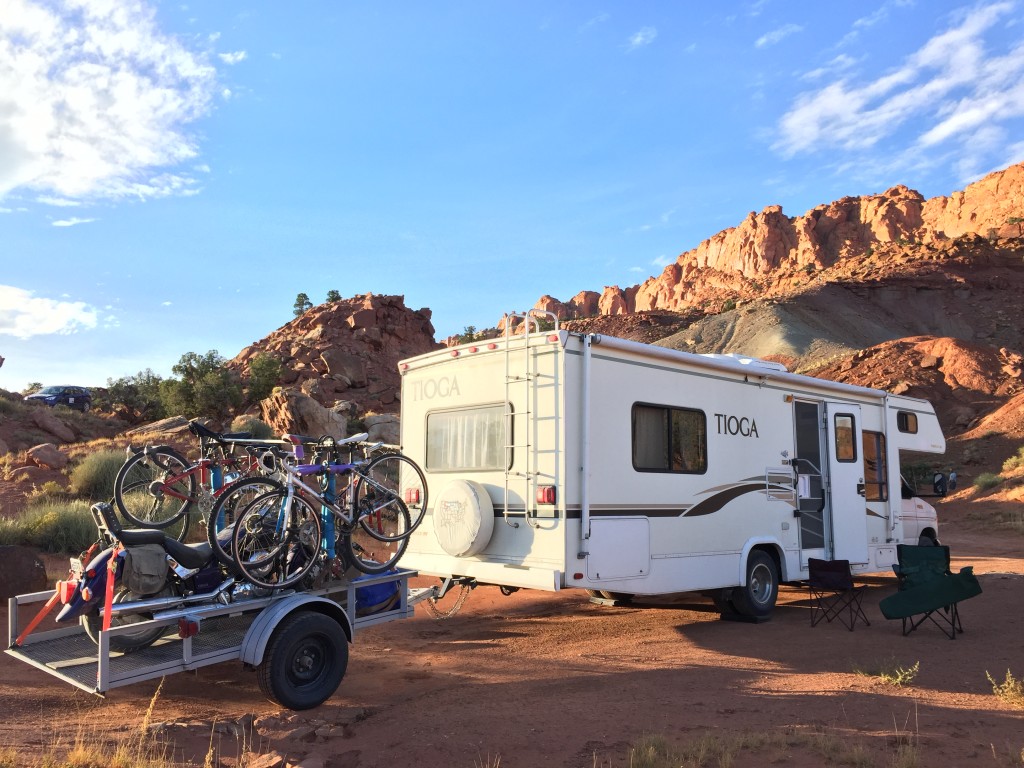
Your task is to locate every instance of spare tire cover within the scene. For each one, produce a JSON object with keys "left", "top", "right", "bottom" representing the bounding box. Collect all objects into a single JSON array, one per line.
[{"left": 432, "top": 479, "right": 495, "bottom": 557}]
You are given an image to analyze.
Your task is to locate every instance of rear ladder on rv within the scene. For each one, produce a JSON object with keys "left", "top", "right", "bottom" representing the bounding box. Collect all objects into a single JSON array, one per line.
[{"left": 502, "top": 310, "right": 561, "bottom": 528}]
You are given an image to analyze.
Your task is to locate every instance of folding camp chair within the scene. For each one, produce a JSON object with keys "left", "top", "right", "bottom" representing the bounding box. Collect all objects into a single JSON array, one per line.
[
  {"left": 808, "top": 558, "right": 870, "bottom": 631},
  {"left": 879, "top": 544, "right": 982, "bottom": 639}
]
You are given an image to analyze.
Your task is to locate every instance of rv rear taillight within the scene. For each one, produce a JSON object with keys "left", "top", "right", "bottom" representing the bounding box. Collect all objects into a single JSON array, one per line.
[
  {"left": 548, "top": 334, "right": 558, "bottom": 342},
  {"left": 404, "top": 488, "right": 421, "bottom": 505},
  {"left": 536, "top": 485, "right": 556, "bottom": 504}
]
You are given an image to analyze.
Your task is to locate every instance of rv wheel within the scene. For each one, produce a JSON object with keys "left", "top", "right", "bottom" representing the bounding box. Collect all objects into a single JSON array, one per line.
[{"left": 730, "top": 550, "right": 778, "bottom": 619}]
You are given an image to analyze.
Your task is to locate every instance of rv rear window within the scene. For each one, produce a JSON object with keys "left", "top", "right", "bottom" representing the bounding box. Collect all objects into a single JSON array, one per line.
[
  {"left": 426, "top": 405, "right": 508, "bottom": 472},
  {"left": 897, "top": 411, "right": 918, "bottom": 433},
  {"left": 632, "top": 403, "right": 707, "bottom": 474}
]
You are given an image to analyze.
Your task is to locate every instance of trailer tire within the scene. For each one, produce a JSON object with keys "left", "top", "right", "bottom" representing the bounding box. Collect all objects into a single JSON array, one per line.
[
  {"left": 730, "top": 550, "right": 778, "bottom": 619},
  {"left": 432, "top": 479, "right": 494, "bottom": 557},
  {"left": 257, "top": 611, "right": 349, "bottom": 710}
]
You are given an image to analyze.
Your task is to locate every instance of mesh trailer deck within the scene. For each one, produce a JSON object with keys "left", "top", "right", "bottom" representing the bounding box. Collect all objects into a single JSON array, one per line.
[{"left": 7, "top": 569, "right": 430, "bottom": 706}]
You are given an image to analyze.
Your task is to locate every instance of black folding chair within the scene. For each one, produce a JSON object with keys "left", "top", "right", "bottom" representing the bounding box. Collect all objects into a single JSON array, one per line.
[{"left": 808, "top": 558, "right": 870, "bottom": 631}]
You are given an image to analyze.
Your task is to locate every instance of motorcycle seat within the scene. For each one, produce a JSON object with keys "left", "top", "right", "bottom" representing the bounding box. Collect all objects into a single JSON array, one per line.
[
  {"left": 117, "top": 528, "right": 166, "bottom": 547},
  {"left": 164, "top": 538, "right": 214, "bottom": 570}
]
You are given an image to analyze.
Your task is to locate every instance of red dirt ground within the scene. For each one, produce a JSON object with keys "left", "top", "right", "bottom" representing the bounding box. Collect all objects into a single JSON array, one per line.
[{"left": 1, "top": 501, "right": 1022, "bottom": 768}]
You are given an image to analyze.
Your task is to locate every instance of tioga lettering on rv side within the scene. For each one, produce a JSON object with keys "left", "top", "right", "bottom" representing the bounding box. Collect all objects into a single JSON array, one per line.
[
  {"left": 410, "top": 376, "right": 461, "bottom": 401},
  {"left": 714, "top": 413, "right": 759, "bottom": 438}
]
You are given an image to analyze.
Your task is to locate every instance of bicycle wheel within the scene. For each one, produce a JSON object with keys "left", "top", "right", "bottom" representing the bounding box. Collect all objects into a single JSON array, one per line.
[
  {"left": 207, "top": 476, "right": 284, "bottom": 567},
  {"left": 114, "top": 447, "right": 196, "bottom": 530},
  {"left": 232, "top": 490, "right": 322, "bottom": 589},
  {"left": 344, "top": 500, "right": 411, "bottom": 574},
  {"left": 355, "top": 452, "right": 428, "bottom": 535}
]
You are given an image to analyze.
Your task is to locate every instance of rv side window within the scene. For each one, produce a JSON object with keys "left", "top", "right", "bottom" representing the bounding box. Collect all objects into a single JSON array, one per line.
[
  {"left": 426, "top": 405, "right": 508, "bottom": 471},
  {"left": 632, "top": 403, "right": 707, "bottom": 474},
  {"left": 833, "top": 414, "right": 857, "bottom": 462},
  {"left": 862, "top": 430, "right": 888, "bottom": 501},
  {"left": 897, "top": 411, "right": 918, "bottom": 433}
]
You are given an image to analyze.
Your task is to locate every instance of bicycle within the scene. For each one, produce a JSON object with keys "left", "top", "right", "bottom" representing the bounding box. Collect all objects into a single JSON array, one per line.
[
  {"left": 112, "top": 419, "right": 285, "bottom": 540},
  {"left": 222, "top": 433, "right": 427, "bottom": 589}
]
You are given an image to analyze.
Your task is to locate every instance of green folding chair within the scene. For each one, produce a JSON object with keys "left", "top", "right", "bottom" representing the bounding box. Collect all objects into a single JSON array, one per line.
[{"left": 879, "top": 544, "right": 982, "bottom": 639}]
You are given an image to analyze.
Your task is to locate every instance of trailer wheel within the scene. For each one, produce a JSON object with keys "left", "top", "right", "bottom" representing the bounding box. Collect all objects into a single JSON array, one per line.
[
  {"left": 257, "top": 611, "right": 349, "bottom": 710},
  {"left": 730, "top": 550, "right": 778, "bottom": 619}
]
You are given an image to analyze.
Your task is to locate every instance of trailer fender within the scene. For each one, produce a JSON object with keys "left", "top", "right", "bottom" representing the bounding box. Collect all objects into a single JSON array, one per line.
[
  {"left": 432, "top": 479, "right": 495, "bottom": 557},
  {"left": 241, "top": 594, "right": 353, "bottom": 667},
  {"left": 737, "top": 539, "right": 786, "bottom": 584}
]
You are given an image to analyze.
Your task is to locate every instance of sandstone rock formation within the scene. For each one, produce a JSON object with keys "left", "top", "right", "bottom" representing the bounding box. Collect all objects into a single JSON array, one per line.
[
  {"left": 534, "top": 162, "right": 1024, "bottom": 320},
  {"left": 231, "top": 294, "right": 440, "bottom": 418}
]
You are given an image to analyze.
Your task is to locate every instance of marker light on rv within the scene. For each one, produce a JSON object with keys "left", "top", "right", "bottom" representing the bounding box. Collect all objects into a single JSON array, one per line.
[{"left": 536, "top": 485, "right": 556, "bottom": 504}]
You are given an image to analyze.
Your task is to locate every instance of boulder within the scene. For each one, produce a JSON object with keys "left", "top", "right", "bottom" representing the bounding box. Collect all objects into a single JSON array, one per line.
[
  {"left": 29, "top": 408, "right": 75, "bottom": 443},
  {"left": 0, "top": 545, "right": 49, "bottom": 598},
  {"left": 27, "top": 443, "right": 69, "bottom": 470},
  {"left": 364, "top": 414, "right": 400, "bottom": 446},
  {"left": 260, "top": 389, "right": 348, "bottom": 440}
]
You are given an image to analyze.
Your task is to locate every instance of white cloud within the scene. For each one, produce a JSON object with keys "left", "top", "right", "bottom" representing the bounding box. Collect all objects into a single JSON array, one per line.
[
  {"left": 36, "top": 195, "right": 81, "bottom": 207},
  {"left": 52, "top": 217, "right": 96, "bottom": 227},
  {"left": 756, "top": 23, "right": 802, "bottom": 48},
  {"left": 162, "top": 301, "right": 172, "bottom": 306},
  {"left": 651, "top": 254, "right": 674, "bottom": 268},
  {"left": 218, "top": 50, "right": 247, "bottom": 65},
  {"left": 0, "top": 286, "right": 99, "bottom": 339},
  {"left": 773, "top": 1, "right": 1024, "bottom": 181},
  {"left": 0, "top": 0, "right": 218, "bottom": 204},
  {"left": 627, "top": 27, "right": 657, "bottom": 50}
]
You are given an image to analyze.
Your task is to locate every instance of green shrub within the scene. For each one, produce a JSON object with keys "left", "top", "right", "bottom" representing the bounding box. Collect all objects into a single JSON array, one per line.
[
  {"left": 230, "top": 415, "right": 275, "bottom": 440},
  {"left": 247, "top": 353, "right": 283, "bottom": 402},
  {"left": 1002, "top": 446, "right": 1024, "bottom": 474},
  {"left": 0, "top": 499, "right": 97, "bottom": 553},
  {"left": 854, "top": 656, "right": 919, "bottom": 686},
  {"left": 721, "top": 299, "right": 737, "bottom": 312},
  {"left": 69, "top": 449, "right": 126, "bottom": 501},
  {"left": 974, "top": 472, "right": 1003, "bottom": 491},
  {"left": 987, "top": 669, "right": 1024, "bottom": 708}
]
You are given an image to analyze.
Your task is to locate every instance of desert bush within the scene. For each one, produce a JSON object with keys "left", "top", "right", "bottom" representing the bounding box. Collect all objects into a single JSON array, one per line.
[
  {"left": 974, "top": 472, "right": 1004, "bottom": 491},
  {"left": 230, "top": 415, "right": 275, "bottom": 440},
  {"left": 247, "top": 353, "right": 283, "bottom": 402},
  {"left": 988, "top": 669, "right": 1024, "bottom": 708},
  {"left": 853, "top": 656, "right": 919, "bottom": 686},
  {"left": 1002, "top": 446, "right": 1024, "bottom": 474},
  {"left": 0, "top": 397, "right": 23, "bottom": 417},
  {"left": 0, "top": 499, "right": 96, "bottom": 553},
  {"left": 69, "top": 449, "right": 125, "bottom": 501}
]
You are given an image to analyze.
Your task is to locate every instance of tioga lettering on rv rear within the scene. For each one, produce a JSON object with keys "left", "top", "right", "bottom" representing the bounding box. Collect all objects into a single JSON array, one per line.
[
  {"left": 714, "top": 413, "right": 759, "bottom": 437},
  {"left": 409, "top": 376, "right": 461, "bottom": 402}
]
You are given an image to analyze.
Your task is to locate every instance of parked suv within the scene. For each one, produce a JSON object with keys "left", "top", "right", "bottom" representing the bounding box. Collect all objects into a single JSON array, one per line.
[{"left": 24, "top": 385, "right": 93, "bottom": 412}]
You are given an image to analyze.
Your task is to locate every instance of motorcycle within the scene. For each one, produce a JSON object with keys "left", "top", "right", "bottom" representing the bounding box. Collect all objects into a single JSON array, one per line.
[{"left": 56, "top": 502, "right": 236, "bottom": 652}]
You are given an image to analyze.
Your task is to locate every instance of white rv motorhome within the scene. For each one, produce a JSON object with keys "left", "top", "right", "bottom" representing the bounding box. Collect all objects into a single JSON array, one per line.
[{"left": 397, "top": 314, "right": 946, "bottom": 619}]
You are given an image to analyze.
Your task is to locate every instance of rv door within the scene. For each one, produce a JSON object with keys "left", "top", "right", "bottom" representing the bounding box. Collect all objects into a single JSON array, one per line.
[{"left": 824, "top": 403, "right": 869, "bottom": 564}]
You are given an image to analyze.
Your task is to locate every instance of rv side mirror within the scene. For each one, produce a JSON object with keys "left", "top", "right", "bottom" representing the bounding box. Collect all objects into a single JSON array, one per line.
[{"left": 932, "top": 472, "right": 947, "bottom": 497}]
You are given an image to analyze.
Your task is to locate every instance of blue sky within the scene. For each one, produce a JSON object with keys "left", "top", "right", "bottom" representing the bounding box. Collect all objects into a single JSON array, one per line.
[{"left": 2, "top": 1, "right": 1023, "bottom": 392}]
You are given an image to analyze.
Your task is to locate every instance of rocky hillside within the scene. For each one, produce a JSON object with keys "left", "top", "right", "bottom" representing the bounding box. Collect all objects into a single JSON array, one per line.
[
  {"left": 229, "top": 293, "right": 440, "bottom": 420},
  {"left": 534, "top": 161, "right": 1024, "bottom": 319}
]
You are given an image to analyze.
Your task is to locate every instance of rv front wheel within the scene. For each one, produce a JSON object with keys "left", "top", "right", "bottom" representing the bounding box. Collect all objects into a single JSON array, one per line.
[{"left": 731, "top": 550, "right": 778, "bottom": 619}]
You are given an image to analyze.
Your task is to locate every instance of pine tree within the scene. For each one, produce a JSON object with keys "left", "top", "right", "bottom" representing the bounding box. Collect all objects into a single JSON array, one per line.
[
  {"left": 326, "top": 289, "right": 341, "bottom": 302},
  {"left": 293, "top": 292, "right": 313, "bottom": 317}
]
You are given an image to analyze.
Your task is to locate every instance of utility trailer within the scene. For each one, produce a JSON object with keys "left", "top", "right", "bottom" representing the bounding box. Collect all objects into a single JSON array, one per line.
[
  {"left": 397, "top": 313, "right": 948, "bottom": 619},
  {"left": 7, "top": 570, "right": 429, "bottom": 710}
]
